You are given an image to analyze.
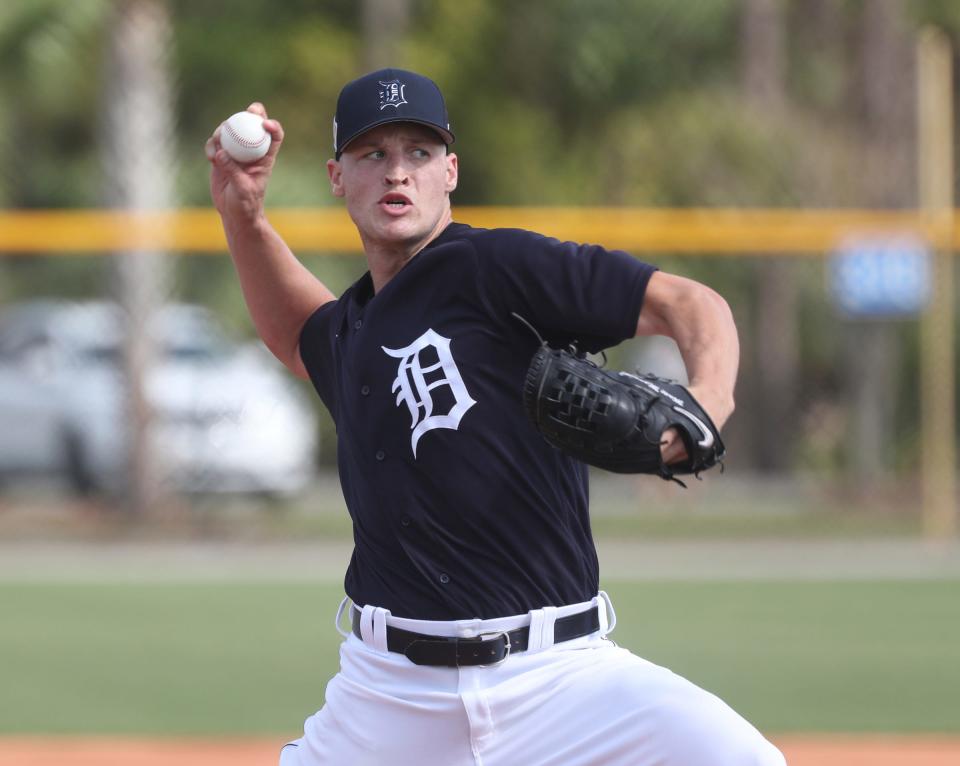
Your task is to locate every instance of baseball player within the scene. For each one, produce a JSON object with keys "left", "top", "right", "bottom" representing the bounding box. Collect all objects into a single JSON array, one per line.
[{"left": 207, "top": 68, "right": 786, "bottom": 766}]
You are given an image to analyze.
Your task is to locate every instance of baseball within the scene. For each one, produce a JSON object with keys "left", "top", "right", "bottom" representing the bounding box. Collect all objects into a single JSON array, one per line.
[{"left": 220, "top": 111, "right": 271, "bottom": 163}]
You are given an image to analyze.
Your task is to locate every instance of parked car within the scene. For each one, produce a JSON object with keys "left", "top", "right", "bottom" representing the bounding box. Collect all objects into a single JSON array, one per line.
[{"left": 0, "top": 300, "right": 317, "bottom": 496}]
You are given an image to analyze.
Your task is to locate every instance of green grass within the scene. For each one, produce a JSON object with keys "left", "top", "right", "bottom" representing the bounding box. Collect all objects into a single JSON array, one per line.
[
  {"left": 608, "top": 580, "right": 960, "bottom": 733},
  {"left": 0, "top": 580, "right": 957, "bottom": 735}
]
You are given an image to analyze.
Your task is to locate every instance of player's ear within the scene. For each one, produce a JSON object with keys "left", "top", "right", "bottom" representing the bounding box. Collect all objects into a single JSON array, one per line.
[
  {"left": 444, "top": 152, "right": 458, "bottom": 194},
  {"left": 327, "top": 158, "right": 345, "bottom": 198}
]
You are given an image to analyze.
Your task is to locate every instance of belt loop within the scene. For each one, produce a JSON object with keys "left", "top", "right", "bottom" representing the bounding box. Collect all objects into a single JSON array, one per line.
[
  {"left": 358, "top": 605, "right": 392, "bottom": 652},
  {"left": 540, "top": 605, "right": 558, "bottom": 649},
  {"left": 359, "top": 604, "right": 376, "bottom": 644},
  {"left": 525, "top": 605, "right": 559, "bottom": 651},
  {"left": 372, "top": 607, "right": 391, "bottom": 652},
  {"left": 598, "top": 590, "right": 617, "bottom": 637},
  {"left": 526, "top": 609, "right": 546, "bottom": 651},
  {"left": 334, "top": 596, "right": 352, "bottom": 638}
]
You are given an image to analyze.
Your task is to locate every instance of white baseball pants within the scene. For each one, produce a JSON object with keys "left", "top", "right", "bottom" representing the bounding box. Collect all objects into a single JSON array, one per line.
[{"left": 280, "top": 594, "right": 786, "bottom": 766}]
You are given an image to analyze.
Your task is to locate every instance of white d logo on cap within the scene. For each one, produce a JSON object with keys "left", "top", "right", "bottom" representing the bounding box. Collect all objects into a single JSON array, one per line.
[{"left": 378, "top": 80, "right": 407, "bottom": 110}]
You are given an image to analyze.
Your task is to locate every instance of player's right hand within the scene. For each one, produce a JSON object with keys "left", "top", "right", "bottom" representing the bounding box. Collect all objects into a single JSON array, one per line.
[{"left": 205, "top": 102, "right": 284, "bottom": 223}]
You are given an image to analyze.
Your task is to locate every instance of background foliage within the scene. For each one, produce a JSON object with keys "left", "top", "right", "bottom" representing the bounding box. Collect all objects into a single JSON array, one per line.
[{"left": 1, "top": 0, "right": 959, "bottom": 485}]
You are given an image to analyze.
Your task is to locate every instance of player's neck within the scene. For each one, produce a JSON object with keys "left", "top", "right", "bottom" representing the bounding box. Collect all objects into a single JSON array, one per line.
[{"left": 365, "top": 209, "right": 453, "bottom": 293}]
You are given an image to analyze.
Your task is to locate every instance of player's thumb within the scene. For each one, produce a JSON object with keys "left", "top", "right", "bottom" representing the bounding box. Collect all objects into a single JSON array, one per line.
[{"left": 205, "top": 130, "right": 241, "bottom": 172}]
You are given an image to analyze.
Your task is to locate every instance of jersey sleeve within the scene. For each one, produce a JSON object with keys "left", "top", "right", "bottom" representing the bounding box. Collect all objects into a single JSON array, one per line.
[
  {"left": 298, "top": 300, "right": 340, "bottom": 420},
  {"left": 474, "top": 228, "right": 657, "bottom": 352}
]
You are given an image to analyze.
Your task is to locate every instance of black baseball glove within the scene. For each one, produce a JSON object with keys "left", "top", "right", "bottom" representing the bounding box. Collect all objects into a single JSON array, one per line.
[{"left": 522, "top": 344, "right": 725, "bottom": 483}]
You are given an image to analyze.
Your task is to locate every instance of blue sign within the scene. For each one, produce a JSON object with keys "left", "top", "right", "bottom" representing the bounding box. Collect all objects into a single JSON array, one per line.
[{"left": 829, "top": 235, "right": 931, "bottom": 317}]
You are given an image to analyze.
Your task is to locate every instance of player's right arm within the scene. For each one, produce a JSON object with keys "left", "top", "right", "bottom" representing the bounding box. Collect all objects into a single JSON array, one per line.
[{"left": 206, "top": 102, "right": 335, "bottom": 380}]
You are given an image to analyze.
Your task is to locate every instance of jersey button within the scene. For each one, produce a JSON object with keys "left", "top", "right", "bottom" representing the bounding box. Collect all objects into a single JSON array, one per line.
[
  {"left": 400, "top": 516, "right": 411, "bottom": 527},
  {"left": 375, "top": 449, "right": 386, "bottom": 461},
  {"left": 360, "top": 385, "right": 370, "bottom": 396},
  {"left": 354, "top": 318, "right": 363, "bottom": 330},
  {"left": 439, "top": 573, "right": 450, "bottom": 584}
]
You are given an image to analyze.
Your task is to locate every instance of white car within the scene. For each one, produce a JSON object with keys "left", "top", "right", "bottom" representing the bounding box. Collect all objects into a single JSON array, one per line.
[{"left": 0, "top": 300, "right": 317, "bottom": 496}]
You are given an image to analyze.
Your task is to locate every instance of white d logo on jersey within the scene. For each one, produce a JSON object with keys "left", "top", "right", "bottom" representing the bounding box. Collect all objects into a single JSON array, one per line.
[{"left": 382, "top": 329, "right": 476, "bottom": 457}]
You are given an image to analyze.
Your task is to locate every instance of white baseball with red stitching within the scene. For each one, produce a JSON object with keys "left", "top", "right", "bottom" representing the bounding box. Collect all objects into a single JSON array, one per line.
[{"left": 220, "top": 111, "right": 271, "bottom": 163}]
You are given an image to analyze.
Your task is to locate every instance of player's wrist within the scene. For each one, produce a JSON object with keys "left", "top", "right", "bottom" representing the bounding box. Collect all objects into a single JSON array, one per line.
[
  {"left": 220, "top": 194, "right": 268, "bottom": 231},
  {"left": 221, "top": 208, "right": 273, "bottom": 254},
  {"left": 686, "top": 383, "right": 734, "bottom": 431}
]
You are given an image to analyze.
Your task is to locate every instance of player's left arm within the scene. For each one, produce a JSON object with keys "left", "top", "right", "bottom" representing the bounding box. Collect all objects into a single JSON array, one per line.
[{"left": 636, "top": 271, "right": 739, "bottom": 463}]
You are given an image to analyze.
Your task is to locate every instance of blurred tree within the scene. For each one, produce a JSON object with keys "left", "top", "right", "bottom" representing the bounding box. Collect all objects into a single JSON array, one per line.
[
  {"left": 362, "top": 0, "right": 409, "bottom": 71},
  {"left": 101, "top": 0, "right": 177, "bottom": 516},
  {"left": 843, "top": 0, "right": 915, "bottom": 485},
  {"left": 0, "top": 0, "right": 112, "bottom": 307},
  {"left": 740, "top": 0, "right": 800, "bottom": 474},
  {"left": 742, "top": 0, "right": 785, "bottom": 111},
  {"left": 0, "top": 0, "right": 108, "bottom": 208}
]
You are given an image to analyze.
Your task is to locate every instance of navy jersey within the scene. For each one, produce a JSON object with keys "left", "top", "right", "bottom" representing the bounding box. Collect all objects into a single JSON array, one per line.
[{"left": 299, "top": 223, "right": 656, "bottom": 619}]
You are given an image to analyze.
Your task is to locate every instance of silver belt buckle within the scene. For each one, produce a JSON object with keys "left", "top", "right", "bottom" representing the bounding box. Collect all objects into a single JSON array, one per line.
[{"left": 477, "top": 630, "right": 512, "bottom": 667}]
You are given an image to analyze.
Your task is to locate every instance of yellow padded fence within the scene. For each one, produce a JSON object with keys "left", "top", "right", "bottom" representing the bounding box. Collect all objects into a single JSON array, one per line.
[{"left": 0, "top": 207, "right": 955, "bottom": 255}]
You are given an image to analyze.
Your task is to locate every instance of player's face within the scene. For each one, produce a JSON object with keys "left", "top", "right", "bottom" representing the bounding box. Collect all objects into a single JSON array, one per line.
[{"left": 327, "top": 124, "right": 458, "bottom": 252}]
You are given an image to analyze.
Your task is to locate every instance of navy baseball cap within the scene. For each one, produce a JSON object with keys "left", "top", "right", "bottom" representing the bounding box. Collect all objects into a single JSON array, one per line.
[{"left": 333, "top": 68, "right": 455, "bottom": 159}]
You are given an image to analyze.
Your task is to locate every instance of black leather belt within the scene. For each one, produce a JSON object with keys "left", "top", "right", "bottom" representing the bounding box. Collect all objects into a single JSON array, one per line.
[{"left": 351, "top": 606, "right": 600, "bottom": 667}]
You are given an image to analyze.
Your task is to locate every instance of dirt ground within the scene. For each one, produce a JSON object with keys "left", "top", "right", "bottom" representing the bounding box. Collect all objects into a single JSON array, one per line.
[{"left": 1, "top": 736, "right": 959, "bottom": 765}]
